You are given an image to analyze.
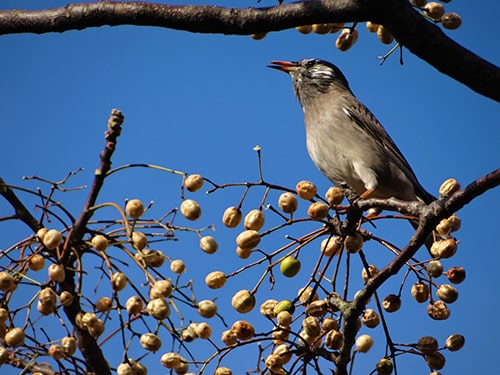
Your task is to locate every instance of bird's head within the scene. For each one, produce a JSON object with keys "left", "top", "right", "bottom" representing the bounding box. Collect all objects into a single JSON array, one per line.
[{"left": 269, "top": 58, "right": 351, "bottom": 105}]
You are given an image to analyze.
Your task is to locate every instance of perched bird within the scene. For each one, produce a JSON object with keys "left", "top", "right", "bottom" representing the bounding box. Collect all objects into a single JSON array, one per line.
[{"left": 269, "top": 58, "right": 435, "bottom": 243}]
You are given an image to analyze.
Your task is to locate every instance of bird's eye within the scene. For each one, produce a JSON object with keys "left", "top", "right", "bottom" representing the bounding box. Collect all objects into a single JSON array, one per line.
[{"left": 304, "top": 60, "right": 316, "bottom": 69}]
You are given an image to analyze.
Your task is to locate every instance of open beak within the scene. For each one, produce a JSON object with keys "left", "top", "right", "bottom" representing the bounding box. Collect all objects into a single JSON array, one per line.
[{"left": 268, "top": 60, "right": 299, "bottom": 73}]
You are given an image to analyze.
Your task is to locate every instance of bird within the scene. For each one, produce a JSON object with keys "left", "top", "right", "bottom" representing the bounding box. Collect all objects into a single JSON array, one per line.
[{"left": 269, "top": 58, "right": 435, "bottom": 245}]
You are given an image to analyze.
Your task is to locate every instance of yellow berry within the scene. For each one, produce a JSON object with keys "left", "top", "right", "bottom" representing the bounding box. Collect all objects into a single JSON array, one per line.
[
  {"left": 222, "top": 206, "right": 242, "bottom": 228},
  {"left": 200, "top": 236, "right": 218, "bottom": 254},
  {"left": 180, "top": 199, "right": 201, "bottom": 221},
  {"left": 335, "top": 28, "right": 358, "bottom": 51},
  {"left": 244, "top": 209, "right": 265, "bottom": 230},
  {"left": 295, "top": 25, "right": 313, "bottom": 34},
  {"left": 43, "top": 229, "right": 62, "bottom": 250},
  {"left": 231, "top": 320, "right": 255, "bottom": 340},
  {"left": 424, "top": 2, "right": 445, "bottom": 20},
  {"left": 355, "top": 334, "right": 374, "bottom": 353},
  {"left": 231, "top": 289, "right": 256, "bottom": 314},
  {"left": 185, "top": 174, "right": 204, "bottom": 192},
  {"left": 197, "top": 300, "right": 217, "bottom": 318},
  {"left": 205, "top": 271, "right": 226, "bottom": 289},
  {"left": 125, "top": 199, "right": 144, "bottom": 219},
  {"left": 307, "top": 202, "right": 329, "bottom": 220},
  {"left": 91, "top": 235, "right": 109, "bottom": 252},
  {"left": 296, "top": 180, "right": 317, "bottom": 200},
  {"left": 278, "top": 192, "right": 298, "bottom": 214},
  {"left": 236, "top": 230, "right": 261, "bottom": 250}
]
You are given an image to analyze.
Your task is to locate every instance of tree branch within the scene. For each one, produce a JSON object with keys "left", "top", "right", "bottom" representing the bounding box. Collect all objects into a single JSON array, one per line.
[{"left": 0, "top": 1, "right": 498, "bottom": 100}]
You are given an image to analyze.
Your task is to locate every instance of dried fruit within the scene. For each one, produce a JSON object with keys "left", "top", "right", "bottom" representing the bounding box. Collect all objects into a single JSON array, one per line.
[
  {"left": 430, "top": 239, "right": 457, "bottom": 259},
  {"left": 161, "top": 352, "right": 182, "bottom": 368},
  {"left": 445, "top": 334, "right": 465, "bottom": 351},
  {"left": 170, "top": 259, "right": 185, "bottom": 274},
  {"left": 297, "top": 286, "right": 318, "bottom": 304},
  {"left": 260, "top": 299, "right": 278, "bottom": 318},
  {"left": 244, "top": 209, "right": 265, "bottom": 230},
  {"left": 278, "top": 192, "right": 298, "bottom": 214},
  {"left": 0, "top": 272, "right": 15, "bottom": 292},
  {"left": 200, "top": 236, "right": 218, "bottom": 254},
  {"left": 28, "top": 254, "right": 45, "bottom": 271},
  {"left": 147, "top": 298, "right": 170, "bottom": 320},
  {"left": 197, "top": 300, "right": 217, "bottom": 318},
  {"left": 362, "top": 309, "right": 380, "bottom": 328},
  {"left": 322, "top": 318, "right": 339, "bottom": 332},
  {"left": 325, "top": 329, "right": 344, "bottom": 350},
  {"left": 131, "top": 231, "right": 148, "bottom": 250},
  {"left": 231, "top": 290, "right": 256, "bottom": 314},
  {"left": 425, "top": 351, "right": 446, "bottom": 370},
  {"left": 307, "top": 201, "right": 329, "bottom": 220},
  {"left": 427, "top": 260, "right": 443, "bottom": 277},
  {"left": 180, "top": 199, "right": 201, "bottom": 221},
  {"left": 48, "top": 344, "right": 64, "bottom": 360},
  {"left": 377, "top": 25, "right": 394, "bottom": 44},
  {"left": 296, "top": 25, "right": 313, "bottom": 34},
  {"left": 150, "top": 280, "right": 173, "bottom": 299},
  {"left": 185, "top": 174, "right": 204, "bottom": 192},
  {"left": 221, "top": 329, "right": 238, "bottom": 346},
  {"left": 366, "top": 21, "right": 379, "bottom": 33},
  {"left": 411, "top": 282, "right": 430, "bottom": 303},
  {"left": 355, "top": 334, "right": 374, "bottom": 353},
  {"left": 0, "top": 347, "right": 9, "bottom": 364},
  {"left": 424, "top": 2, "right": 445, "bottom": 21},
  {"left": 195, "top": 322, "right": 212, "bottom": 339},
  {"left": 5, "top": 327, "right": 25, "bottom": 347},
  {"left": 61, "top": 336, "right": 77, "bottom": 356},
  {"left": 312, "top": 23, "right": 331, "bottom": 34},
  {"left": 48, "top": 264, "right": 65, "bottom": 283},
  {"left": 418, "top": 336, "right": 439, "bottom": 354},
  {"left": 215, "top": 367, "right": 233, "bottom": 375},
  {"left": 446, "top": 266, "right": 466, "bottom": 284},
  {"left": 306, "top": 300, "right": 327, "bottom": 317},
  {"left": 436, "top": 284, "right": 458, "bottom": 303},
  {"left": 302, "top": 316, "right": 321, "bottom": 337},
  {"left": 231, "top": 320, "right": 255, "bottom": 340},
  {"left": 236, "top": 230, "right": 261, "bottom": 250},
  {"left": 427, "top": 300, "right": 450, "bottom": 320},
  {"left": 251, "top": 32, "right": 268, "bottom": 40},
  {"left": 336, "top": 28, "right": 359, "bottom": 51},
  {"left": 439, "top": 178, "right": 460, "bottom": 197},
  {"left": 140, "top": 333, "right": 162, "bottom": 351},
  {"left": 345, "top": 233, "right": 363, "bottom": 253},
  {"left": 205, "top": 271, "right": 226, "bottom": 289},
  {"left": 43, "top": 229, "right": 63, "bottom": 250},
  {"left": 125, "top": 199, "right": 144, "bottom": 219},
  {"left": 376, "top": 358, "right": 393, "bottom": 375},
  {"left": 91, "top": 235, "right": 109, "bottom": 252},
  {"left": 111, "top": 272, "right": 127, "bottom": 291},
  {"left": 236, "top": 246, "right": 252, "bottom": 259},
  {"left": 296, "top": 180, "right": 317, "bottom": 200},
  {"left": 325, "top": 186, "right": 345, "bottom": 205},
  {"left": 280, "top": 256, "right": 301, "bottom": 277},
  {"left": 95, "top": 296, "right": 112, "bottom": 312},
  {"left": 382, "top": 294, "right": 401, "bottom": 312},
  {"left": 361, "top": 264, "right": 379, "bottom": 282},
  {"left": 126, "top": 296, "right": 143, "bottom": 315},
  {"left": 222, "top": 207, "right": 242, "bottom": 228},
  {"left": 276, "top": 311, "right": 293, "bottom": 326}
]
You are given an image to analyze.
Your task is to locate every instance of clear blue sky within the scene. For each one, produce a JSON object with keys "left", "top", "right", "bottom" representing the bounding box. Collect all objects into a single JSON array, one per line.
[{"left": 1, "top": 1, "right": 499, "bottom": 374}]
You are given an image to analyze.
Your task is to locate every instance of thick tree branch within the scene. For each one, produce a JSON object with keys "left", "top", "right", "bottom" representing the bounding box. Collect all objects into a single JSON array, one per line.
[{"left": 0, "top": 1, "right": 498, "bottom": 100}]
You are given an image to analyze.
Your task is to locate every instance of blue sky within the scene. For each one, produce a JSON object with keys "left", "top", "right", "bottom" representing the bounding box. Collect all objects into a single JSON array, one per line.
[{"left": 0, "top": 1, "right": 499, "bottom": 374}]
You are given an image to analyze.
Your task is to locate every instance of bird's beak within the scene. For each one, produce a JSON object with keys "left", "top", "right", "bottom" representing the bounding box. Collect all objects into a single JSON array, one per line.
[{"left": 268, "top": 60, "right": 299, "bottom": 73}]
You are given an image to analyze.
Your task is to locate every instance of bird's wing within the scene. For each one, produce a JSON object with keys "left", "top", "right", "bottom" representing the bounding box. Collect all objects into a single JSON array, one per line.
[{"left": 343, "top": 101, "right": 435, "bottom": 203}]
